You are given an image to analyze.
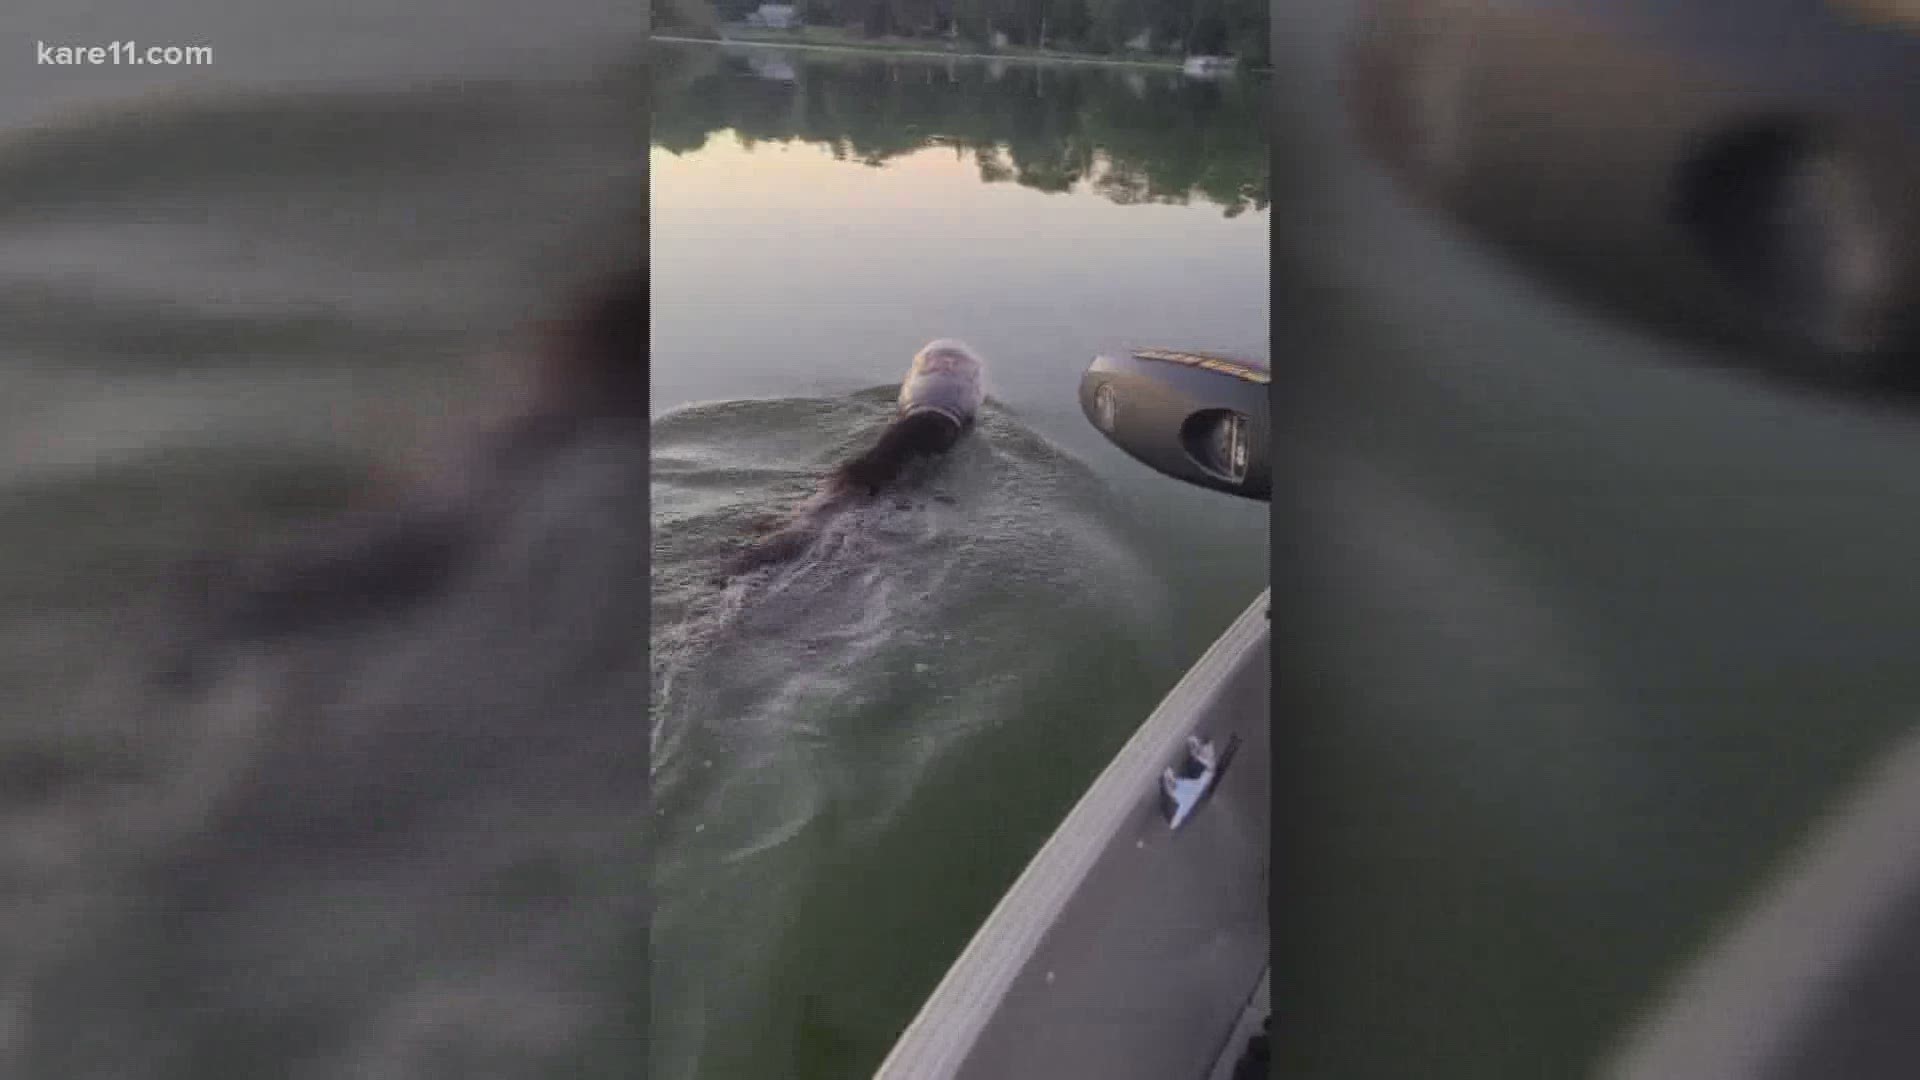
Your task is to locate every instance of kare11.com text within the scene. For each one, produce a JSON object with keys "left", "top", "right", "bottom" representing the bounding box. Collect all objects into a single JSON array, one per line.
[{"left": 37, "top": 40, "right": 213, "bottom": 66}]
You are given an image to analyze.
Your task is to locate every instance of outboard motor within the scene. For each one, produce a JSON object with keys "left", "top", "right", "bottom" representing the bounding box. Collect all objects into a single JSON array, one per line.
[{"left": 1078, "top": 348, "right": 1272, "bottom": 501}]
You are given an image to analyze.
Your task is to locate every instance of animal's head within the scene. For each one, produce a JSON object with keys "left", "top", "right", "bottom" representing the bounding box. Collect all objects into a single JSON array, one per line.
[
  {"left": 826, "top": 341, "right": 988, "bottom": 497},
  {"left": 897, "top": 339, "right": 986, "bottom": 430}
]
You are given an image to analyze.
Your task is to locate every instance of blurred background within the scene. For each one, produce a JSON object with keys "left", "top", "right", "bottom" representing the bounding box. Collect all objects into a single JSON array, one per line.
[
  {"left": 1281, "top": 1, "right": 1920, "bottom": 1076},
  {"left": 2, "top": 2, "right": 640, "bottom": 1077}
]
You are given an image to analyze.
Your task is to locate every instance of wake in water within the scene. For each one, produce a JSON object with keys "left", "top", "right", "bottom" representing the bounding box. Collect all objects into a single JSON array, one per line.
[
  {"left": 720, "top": 339, "right": 987, "bottom": 578},
  {"left": 650, "top": 389, "right": 1175, "bottom": 1078}
]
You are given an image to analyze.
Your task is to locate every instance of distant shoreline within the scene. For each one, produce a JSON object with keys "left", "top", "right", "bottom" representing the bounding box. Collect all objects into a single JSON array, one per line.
[{"left": 650, "top": 31, "right": 1262, "bottom": 74}]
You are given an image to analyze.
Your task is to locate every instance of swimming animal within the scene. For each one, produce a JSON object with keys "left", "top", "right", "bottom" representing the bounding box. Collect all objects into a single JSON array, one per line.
[{"left": 724, "top": 339, "right": 986, "bottom": 575}]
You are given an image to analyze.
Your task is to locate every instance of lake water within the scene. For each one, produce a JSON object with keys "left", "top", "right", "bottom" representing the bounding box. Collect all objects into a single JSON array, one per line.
[{"left": 649, "top": 42, "right": 1270, "bottom": 1080}]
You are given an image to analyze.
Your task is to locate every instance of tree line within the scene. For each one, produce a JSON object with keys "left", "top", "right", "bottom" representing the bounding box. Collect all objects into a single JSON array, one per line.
[
  {"left": 652, "top": 43, "right": 1269, "bottom": 218},
  {"left": 656, "top": 0, "right": 1270, "bottom": 67}
]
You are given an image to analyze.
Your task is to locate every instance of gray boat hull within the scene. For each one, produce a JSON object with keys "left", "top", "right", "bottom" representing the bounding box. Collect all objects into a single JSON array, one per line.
[{"left": 875, "top": 590, "right": 1271, "bottom": 1080}]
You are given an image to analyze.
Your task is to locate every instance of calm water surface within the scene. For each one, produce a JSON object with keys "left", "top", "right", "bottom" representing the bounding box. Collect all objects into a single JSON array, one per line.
[{"left": 649, "top": 42, "right": 1269, "bottom": 1080}]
